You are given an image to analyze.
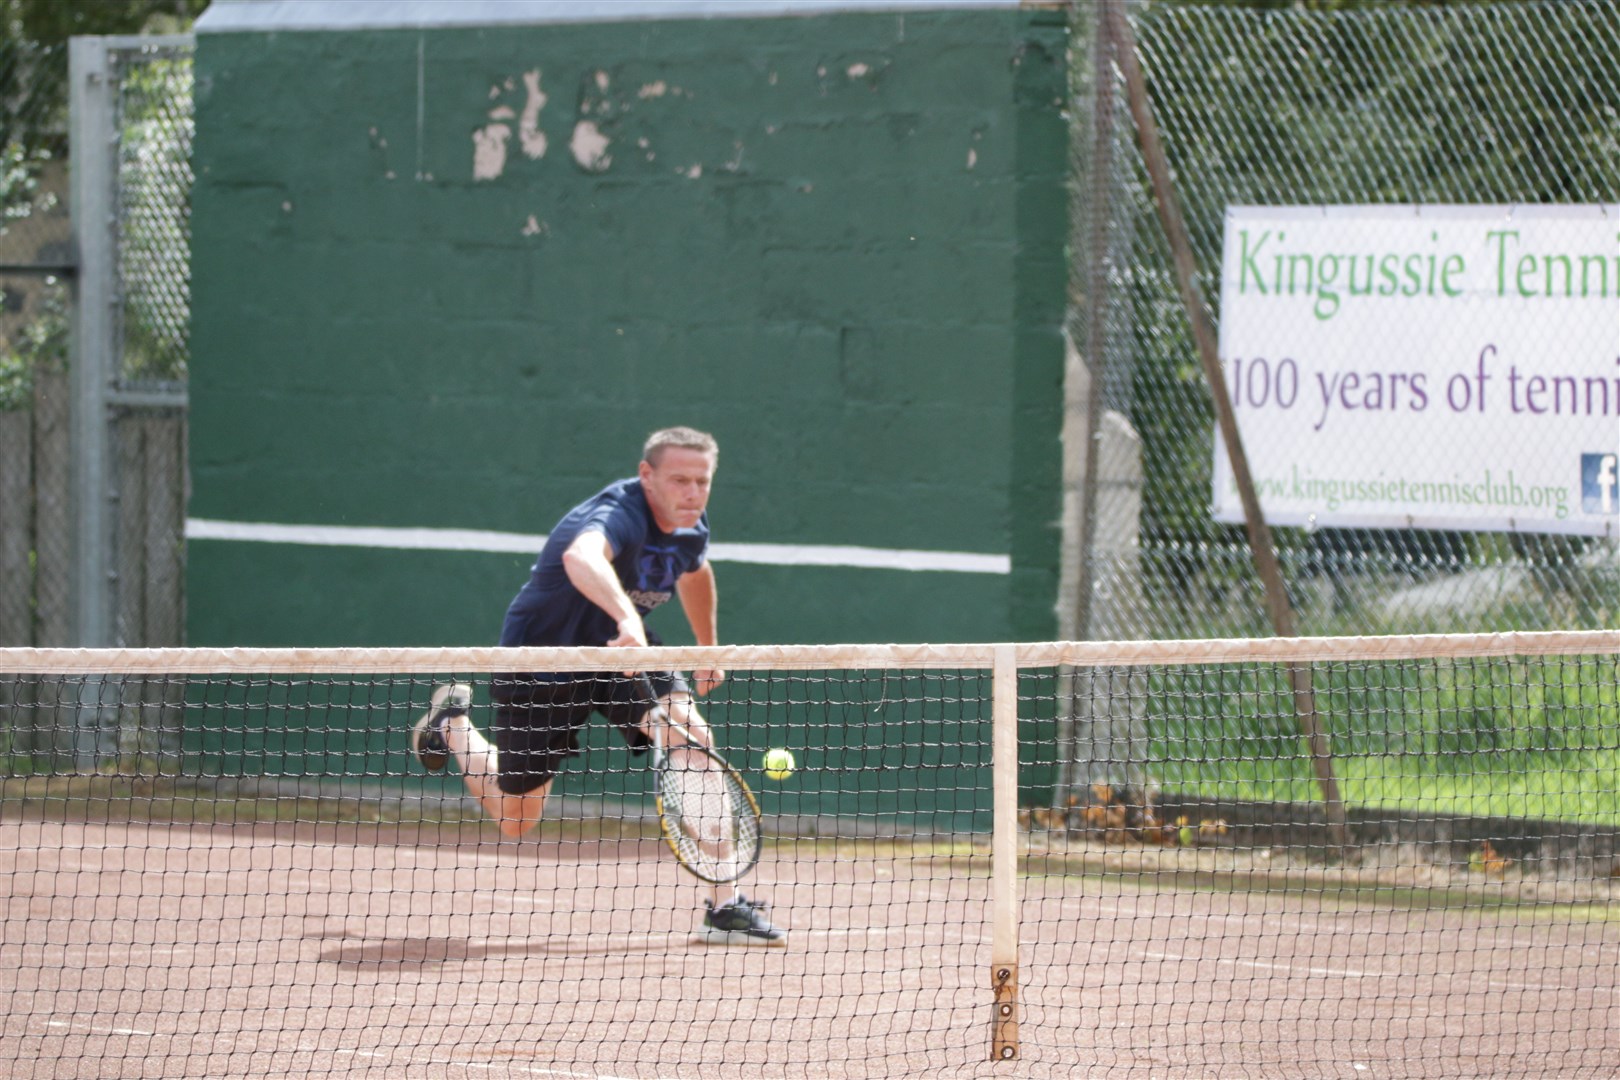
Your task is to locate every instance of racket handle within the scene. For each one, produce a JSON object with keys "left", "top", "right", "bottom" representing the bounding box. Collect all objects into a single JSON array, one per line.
[{"left": 636, "top": 673, "right": 704, "bottom": 749}]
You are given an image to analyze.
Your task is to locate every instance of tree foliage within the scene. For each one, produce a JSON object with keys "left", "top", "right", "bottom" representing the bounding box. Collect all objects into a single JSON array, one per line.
[
  {"left": 6, "top": 0, "right": 206, "bottom": 42},
  {"left": 0, "top": 0, "right": 208, "bottom": 155},
  {"left": 0, "top": 0, "right": 206, "bottom": 396}
]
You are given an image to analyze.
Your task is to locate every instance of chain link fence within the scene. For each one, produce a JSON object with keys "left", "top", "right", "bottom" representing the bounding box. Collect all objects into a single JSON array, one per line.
[
  {"left": 1, "top": 37, "right": 191, "bottom": 770},
  {"left": 1067, "top": 0, "right": 1620, "bottom": 645},
  {"left": 114, "top": 43, "right": 192, "bottom": 389},
  {"left": 109, "top": 41, "right": 191, "bottom": 654},
  {"left": 1, "top": 33, "right": 72, "bottom": 774},
  {"left": 0, "top": 34, "right": 71, "bottom": 654}
]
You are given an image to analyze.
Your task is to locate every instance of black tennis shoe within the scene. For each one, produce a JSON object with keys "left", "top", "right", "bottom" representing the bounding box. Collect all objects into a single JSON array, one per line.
[
  {"left": 411, "top": 683, "right": 470, "bottom": 773},
  {"left": 693, "top": 894, "right": 787, "bottom": 948}
]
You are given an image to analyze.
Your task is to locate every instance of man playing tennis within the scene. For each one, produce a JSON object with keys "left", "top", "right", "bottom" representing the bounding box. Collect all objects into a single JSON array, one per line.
[{"left": 410, "top": 426, "right": 786, "bottom": 947}]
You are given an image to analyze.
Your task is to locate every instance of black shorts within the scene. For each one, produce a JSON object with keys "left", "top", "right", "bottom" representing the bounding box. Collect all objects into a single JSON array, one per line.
[{"left": 488, "top": 670, "right": 689, "bottom": 795}]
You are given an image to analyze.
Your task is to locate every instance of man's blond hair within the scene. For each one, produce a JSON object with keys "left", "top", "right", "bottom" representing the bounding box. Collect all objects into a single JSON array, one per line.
[{"left": 642, "top": 426, "right": 719, "bottom": 467}]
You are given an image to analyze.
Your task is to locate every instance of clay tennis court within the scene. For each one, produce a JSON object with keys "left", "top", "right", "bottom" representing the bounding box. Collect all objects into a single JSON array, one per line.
[{"left": 4, "top": 815, "right": 1617, "bottom": 1079}]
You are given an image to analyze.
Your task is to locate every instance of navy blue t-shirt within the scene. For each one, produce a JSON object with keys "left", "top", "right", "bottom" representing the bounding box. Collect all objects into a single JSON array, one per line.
[{"left": 499, "top": 477, "right": 709, "bottom": 648}]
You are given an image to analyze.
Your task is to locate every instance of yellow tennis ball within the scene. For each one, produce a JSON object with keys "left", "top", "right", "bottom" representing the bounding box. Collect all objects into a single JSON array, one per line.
[{"left": 763, "top": 748, "right": 796, "bottom": 781}]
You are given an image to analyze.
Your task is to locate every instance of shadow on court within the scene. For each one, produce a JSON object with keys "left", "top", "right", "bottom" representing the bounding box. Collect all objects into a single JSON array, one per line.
[{"left": 311, "top": 929, "right": 697, "bottom": 966}]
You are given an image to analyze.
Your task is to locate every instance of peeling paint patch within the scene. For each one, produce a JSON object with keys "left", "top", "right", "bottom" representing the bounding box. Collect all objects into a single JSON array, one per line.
[
  {"left": 829, "top": 54, "right": 892, "bottom": 94},
  {"left": 594, "top": 70, "right": 610, "bottom": 92},
  {"left": 570, "top": 121, "right": 612, "bottom": 172},
  {"left": 473, "top": 123, "right": 511, "bottom": 180},
  {"left": 519, "top": 69, "right": 548, "bottom": 159},
  {"left": 521, "top": 215, "right": 548, "bottom": 237},
  {"left": 967, "top": 147, "right": 977, "bottom": 169},
  {"left": 683, "top": 163, "right": 702, "bottom": 179},
  {"left": 489, "top": 105, "right": 516, "bottom": 121},
  {"left": 638, "top": 80, "right": 668, "bottom": 99}
]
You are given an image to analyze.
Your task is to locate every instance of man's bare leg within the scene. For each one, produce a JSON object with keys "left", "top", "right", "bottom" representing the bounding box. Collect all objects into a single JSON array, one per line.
[
  {"left": 645, "top": 693, "right": 738, "bottom": 909},
  {"left": 413, "top": 684, "right": 549, "bottom": 840},
  {"left": 659, "top": 692, "right": 784, "bottom": 946},
  {"left": 442, "top": 712, "right": 551, "bottom": 839}
]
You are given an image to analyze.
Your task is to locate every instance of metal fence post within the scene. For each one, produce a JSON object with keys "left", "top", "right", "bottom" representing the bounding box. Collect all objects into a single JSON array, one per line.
[{"left": 68, "top": 37, "right": 117, "bottom": 650}]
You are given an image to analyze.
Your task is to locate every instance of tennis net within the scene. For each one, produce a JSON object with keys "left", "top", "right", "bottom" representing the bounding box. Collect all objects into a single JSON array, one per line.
[{"left": 1, "top": 633, "right": 1617, "bottom": 1078}]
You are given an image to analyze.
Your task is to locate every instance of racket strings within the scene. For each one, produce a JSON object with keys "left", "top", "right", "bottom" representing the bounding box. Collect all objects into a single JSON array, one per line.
[{"left": 660, "top": 745, "right": 759, "bottom": 880}]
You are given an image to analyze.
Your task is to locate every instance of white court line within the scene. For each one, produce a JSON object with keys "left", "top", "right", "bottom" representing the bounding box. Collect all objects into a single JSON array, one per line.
[
  {"left": 1140, "top": 948, "right": 1573, "bottom": 993},
  {"left": 796, "top": 927, "right": 988, "bottom": 947},
  {"left": 440, "top": 927, "right": 980, "bottom": 947},
  {"left": 41, "top": 1030, "right": 645, "bottom": 1080},
  {"left": 14, "top": 944, "right": 200, "bottom": 960},
  {"left": 47, "top": 1020, "right": 157, "bottom": 1037},
  {"left": 335, "top": 1047, "right": 649, "bottom": 1079},
  {"left": 185, "top": 518, "right": 1010, "bottom": 575},
  {"left": 344, "top": 1043, "right": 674, "bottom": 1079},
  {"left": 1046, "top": 891, "right": 1329, "bottom": 938},
  {"left": 444, "top": 932, "right": 687, "bottom": 951},
  {"left": 488, "top": 893, "right": 554, "bottom": 909}
]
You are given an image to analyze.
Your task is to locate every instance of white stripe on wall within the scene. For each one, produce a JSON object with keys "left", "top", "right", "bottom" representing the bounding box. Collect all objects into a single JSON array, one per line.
[
  {"left": 185, "top": 518, "right": 1011, "bottom": 575},
  {"left": 196, "top": 0, "right": 1022, "bottom": 34}
]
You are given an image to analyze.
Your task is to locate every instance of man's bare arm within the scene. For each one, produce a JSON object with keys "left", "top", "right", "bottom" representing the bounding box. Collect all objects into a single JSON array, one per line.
[
  {"left": 677, "top": 562, "right": 724, "bottom": 695},
  {"left": 561, "top": 531, "right": 645, "bottom": 647}
]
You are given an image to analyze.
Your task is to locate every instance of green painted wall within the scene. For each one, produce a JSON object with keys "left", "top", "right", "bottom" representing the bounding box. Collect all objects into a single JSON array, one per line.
[{"left": 189, "top": 7, "right": 1069, "bottom": 650}]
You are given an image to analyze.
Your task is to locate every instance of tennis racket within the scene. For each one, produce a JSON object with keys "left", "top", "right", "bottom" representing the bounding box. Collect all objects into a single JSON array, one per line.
[{"left": 637, "top": 674, "right": 762, "bottom": 884}]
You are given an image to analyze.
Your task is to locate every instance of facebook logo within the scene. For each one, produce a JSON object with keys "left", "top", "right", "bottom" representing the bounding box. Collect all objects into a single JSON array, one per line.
[{"left": 1583, "top": 453, "right": 1619, "bottom": 514}]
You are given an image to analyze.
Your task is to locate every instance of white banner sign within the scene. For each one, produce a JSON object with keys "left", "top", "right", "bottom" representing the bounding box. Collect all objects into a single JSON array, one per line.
[{"left": 1213, "top": 205, "right": 1620, "bottom": 537}]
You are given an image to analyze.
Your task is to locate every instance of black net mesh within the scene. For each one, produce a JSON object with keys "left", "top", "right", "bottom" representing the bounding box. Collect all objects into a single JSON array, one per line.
[{"left": 0, "top": 642, "right": 1616, "bottom": 1077}]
